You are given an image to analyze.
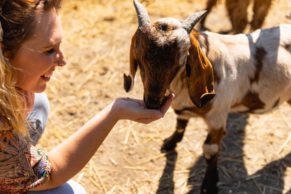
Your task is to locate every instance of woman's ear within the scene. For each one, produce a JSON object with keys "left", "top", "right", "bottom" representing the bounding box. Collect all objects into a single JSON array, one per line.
[
  {"left": 124, "top": 34, "right": 138, "bottom": 92},
  {"left": 186, "top": 32, "right": 215, "bottom": 108}
]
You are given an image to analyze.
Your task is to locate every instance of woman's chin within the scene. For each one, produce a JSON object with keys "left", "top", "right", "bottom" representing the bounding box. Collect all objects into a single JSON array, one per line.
[
  {"left": 35, "top": 86, "right": 47, "bottom": 93},
  {"left": 32, "top": 84, "right": 47, "bottom": 93}
]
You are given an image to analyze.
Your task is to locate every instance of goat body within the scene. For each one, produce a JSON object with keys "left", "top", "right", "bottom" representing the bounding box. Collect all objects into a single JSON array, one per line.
[
  {"left": 125, "top": 1, "right": 291, "bottom": 193},
  {"left": 171, "top": 25, "right": 291, "bottom": 120},
  {"left": 170, "top": 25, "right": 291, "bottom": 194}
]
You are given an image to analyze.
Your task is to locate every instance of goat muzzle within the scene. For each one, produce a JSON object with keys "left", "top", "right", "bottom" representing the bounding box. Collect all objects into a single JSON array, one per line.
[{"left": 144, "top": 95, "right": 168, "bottom": 109}]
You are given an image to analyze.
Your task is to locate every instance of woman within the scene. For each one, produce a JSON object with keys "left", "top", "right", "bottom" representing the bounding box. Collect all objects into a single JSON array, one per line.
[{"left": 0, "top": 0, "right": 174, "bottom": 193}]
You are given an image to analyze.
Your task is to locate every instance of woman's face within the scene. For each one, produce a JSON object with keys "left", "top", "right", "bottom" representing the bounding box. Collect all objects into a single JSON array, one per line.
[{"left": 10, "top": 8, "right": 66, "bottom": 93}]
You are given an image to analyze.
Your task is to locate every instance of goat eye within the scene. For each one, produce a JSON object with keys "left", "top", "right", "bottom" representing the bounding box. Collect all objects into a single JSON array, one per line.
[
  {"left": 159, "top": 24, "right": 168, "bottom": 31},
  {"left": 186, "top": 63, "right": 191, "bottom": 77}
]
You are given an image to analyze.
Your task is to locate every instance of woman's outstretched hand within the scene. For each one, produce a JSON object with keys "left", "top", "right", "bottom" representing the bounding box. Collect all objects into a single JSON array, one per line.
[{"left": 111, "top": 93, "right": 175, "bottom": 124}]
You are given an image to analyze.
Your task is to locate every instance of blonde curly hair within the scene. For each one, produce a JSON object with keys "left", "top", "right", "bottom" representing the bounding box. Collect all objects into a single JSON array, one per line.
[
  {"left": 0, "top": 22, "right": 26, "bottom": 134},
  {"left": 0, "top": 0, "right": 62, "bottom": 135}
]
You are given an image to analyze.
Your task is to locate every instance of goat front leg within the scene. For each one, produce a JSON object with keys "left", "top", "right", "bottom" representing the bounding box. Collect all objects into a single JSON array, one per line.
[
  {"left": 201, "top": 127, "right": 226, "bottom": 194},
  {"left": 161, "top": 117, "right": 189, "bottom": 153}
]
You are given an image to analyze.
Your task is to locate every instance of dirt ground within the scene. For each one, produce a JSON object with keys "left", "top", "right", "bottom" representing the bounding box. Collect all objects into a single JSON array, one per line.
[{"left": 38, "top": 0, "right": 291, "bottom": 193}]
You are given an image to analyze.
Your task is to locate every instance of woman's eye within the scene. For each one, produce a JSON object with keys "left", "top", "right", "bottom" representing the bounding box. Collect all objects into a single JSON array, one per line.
[{"left": 44, "top": 48, "right": 56, "bottom": 55}]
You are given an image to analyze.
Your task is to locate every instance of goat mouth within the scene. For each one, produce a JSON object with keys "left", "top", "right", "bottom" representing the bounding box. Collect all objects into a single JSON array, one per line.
[
  {"left": 146, "top": 104, "right": 160, "bottom": 109},
  {"left": 145, "top": 95, "right": 168, "bottom": 110},
  {"left": 144, "top": 90, "right": 171, "bottom": 109}
]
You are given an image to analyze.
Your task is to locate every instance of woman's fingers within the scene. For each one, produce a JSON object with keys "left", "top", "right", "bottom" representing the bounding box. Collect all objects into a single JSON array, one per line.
[
  {"left": 134, "top": 93, "right": 175, "bottom": 121},
  {"left": 116, "top": 93, "right": 175, "bottom": 123},
  {"left": 135, "top": 118, "right": 158, "bottom": 124},
  {"left": 160, "top": 93, "right": 175, "bottom": 114},
  {"left": 137, "top": 109, "right": 164, "bottom": 119}
]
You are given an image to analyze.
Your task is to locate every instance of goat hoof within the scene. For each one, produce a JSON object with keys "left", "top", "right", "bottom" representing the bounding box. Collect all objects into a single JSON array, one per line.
[
  {"left": 200, "top": 186, "right": 218, "bottom": 194},
  {"left": 201, "top": 168, "right": 219, "bottom": 194},
  {"left": 161, "top": 139, "right": 176, "bottom": 153},
  {"left": 201, "top": 181, "right": 218, "bottom": 194}
]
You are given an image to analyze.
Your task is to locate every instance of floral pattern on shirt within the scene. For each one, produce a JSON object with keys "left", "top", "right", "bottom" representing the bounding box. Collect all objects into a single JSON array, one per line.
[{"left": 0, "top": 129, "right": 51, "bottom": 194}]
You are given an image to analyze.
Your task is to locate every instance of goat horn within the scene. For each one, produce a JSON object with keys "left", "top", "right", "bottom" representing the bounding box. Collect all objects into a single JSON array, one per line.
[
  {"left": 133, "top": 0, "right": 150, "bottom": 29},
  {"left": 182, "top": 10, "right": 207, "bottom": 33}
]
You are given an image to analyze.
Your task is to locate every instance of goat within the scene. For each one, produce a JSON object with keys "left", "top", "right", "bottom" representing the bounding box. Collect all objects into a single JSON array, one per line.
[
  {"left": 200, "top": 0, "right": 273, "bottom": 34},
  {"left": 124, "top": 0, "right": 291, "bottom": 193}
]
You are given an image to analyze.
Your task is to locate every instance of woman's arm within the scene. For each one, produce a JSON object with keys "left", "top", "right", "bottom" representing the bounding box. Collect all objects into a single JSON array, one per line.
[{"left": 31, "top": 94, "right": 174, "bottom": 190}]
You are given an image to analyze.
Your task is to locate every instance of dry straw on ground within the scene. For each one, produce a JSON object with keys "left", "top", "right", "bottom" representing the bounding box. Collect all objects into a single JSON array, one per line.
[{"left": 39, "top": 0, "right": 291, "bottom": 193}]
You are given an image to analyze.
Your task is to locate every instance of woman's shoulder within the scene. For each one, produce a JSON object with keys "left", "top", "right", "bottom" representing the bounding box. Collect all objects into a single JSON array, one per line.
[
  {"left": 0, "top": 129, "right": 31, "bottom": 169},
  {"left": 0, "top": 129, "right": 31, "bottom": 192}
]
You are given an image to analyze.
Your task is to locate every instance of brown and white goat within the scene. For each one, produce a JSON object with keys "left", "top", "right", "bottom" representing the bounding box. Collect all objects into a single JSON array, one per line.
[
  {"left": 200, "top": 0, "right": 273, "bottom": 34},
  {"left": 124, "top": 0, "right": 291, "bottom": 193}
]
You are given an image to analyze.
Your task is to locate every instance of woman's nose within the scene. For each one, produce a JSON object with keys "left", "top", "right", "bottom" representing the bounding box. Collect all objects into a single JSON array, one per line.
[
  {"left": 57, "top": 58, "right": 66, "bottom": 66},
  {"left": 56, "top": 50, "right": 66, "bottom": 66}
]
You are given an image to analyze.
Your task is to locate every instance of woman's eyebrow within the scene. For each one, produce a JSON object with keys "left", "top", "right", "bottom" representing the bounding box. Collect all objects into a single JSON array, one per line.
[
  {"left": 42, "top": 39, "right": 62, "bottom": 49},
  {"left": 23, "top": 39, "right": 61, "bottom": 53}
]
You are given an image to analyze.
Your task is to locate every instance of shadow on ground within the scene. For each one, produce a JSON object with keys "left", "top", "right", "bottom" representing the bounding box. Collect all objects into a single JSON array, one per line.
[{"left": 157, "top": 113, "right": 291, "bottom": 194}]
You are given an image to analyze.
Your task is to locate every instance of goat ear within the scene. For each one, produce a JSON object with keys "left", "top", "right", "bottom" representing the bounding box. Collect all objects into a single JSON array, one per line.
[
  {"left": 186, "top": 33, "right": 215, "bottom": 108},
  {"left": 124, "top": 34, "right": 138, "bottom": 92}
]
